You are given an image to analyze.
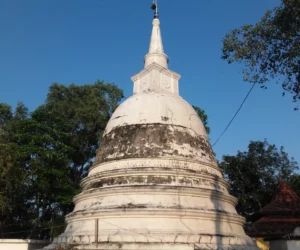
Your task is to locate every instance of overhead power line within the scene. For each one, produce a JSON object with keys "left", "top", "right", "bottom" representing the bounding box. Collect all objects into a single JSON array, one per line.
[{"left": 212, "top": 83, "right": 256, "bottom": 148}]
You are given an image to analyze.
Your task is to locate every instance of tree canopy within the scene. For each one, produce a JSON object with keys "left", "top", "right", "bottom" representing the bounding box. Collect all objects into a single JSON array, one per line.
[
  {"left": 221, "top": 140, "right": 299, "bottom": 219},
  {"left": 0, "top": 103, "right": 29, "bottom": 238},
  {"left": 221, "top": 0, "right": 300, "bottom": 109},
  {"left": 192, "top": 105, "right": 210, "bottom": 134},
  {"left": 0, "top": 81, "right": 124, "bottom": 239}
]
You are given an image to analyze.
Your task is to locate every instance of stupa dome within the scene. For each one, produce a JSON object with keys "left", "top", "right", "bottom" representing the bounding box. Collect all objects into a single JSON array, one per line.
[
  {"left": 104, "top": 92, "right": 207, "bottom": 137},
  {"left": 95, "top": 92, "right": 216, "bottom": 168}
]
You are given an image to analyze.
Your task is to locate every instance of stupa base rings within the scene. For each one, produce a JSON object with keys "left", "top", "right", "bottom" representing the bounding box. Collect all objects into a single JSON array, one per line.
[{"left": 44, "top": 241, "right": 258, "bottom": 250}]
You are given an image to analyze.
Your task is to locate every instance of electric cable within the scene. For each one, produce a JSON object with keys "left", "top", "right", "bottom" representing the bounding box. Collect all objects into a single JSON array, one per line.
[{"left": 212, "top": 83, "right": 256, "bottom": 147}]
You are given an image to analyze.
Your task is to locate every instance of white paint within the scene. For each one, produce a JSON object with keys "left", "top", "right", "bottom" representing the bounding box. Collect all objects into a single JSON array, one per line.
[
  {"left": 132, "top": 63, "right": 180, "bottom": 95},
  {"left": 104, "top": 93, "right": 206, "bottom": 136},
  {"left": 144, "top": 18, "right": 168, "bottom": 68},
  {"left": 294, "top": 227, "right": 300, "bottom": 236},
  {"left": 0, "top": 239, "right": 48, "bottom": 250},
  {"left": 73, "top": 190, "right": 236, "bottom": 213},
  {"left": 43, "top": 14, "right": 259, "bottom": 250},
  {"left": 132, "top": 18, "right": 179, "bottom": 95}
]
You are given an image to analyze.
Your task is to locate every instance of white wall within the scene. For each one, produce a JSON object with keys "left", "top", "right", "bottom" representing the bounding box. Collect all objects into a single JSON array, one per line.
[
  {"left": 0, "top": 239, "right": 49, "bottom": 250},
  {"left": 270, "top": 240, "right": 300, "bottom": 250}
]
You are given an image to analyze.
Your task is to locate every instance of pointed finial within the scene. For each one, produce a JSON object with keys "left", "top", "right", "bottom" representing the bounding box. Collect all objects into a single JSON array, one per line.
[{"left": 151, "top": 0, "right": 158, "bottom": 19}]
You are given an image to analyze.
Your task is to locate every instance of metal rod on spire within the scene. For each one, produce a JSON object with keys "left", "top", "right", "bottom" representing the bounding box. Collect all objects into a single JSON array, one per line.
[{"left": 151, "top": 0, "right": 158, "bottom": 19}]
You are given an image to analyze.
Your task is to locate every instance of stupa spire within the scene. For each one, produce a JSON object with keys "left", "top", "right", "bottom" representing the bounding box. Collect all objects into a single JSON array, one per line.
[{"left": 144, "top": 0, "right": 169, "bottom": 68}]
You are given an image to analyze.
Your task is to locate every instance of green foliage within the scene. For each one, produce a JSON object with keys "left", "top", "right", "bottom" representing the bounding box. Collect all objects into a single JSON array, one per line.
[
  {"left": 192, "top": 105, "right": 210, "bottom": 134},
  {"left": 0, "top": 103, "right": 12, "bottom": 127},
  {"left": 221, "top": 0, "right": 300, "bottom": 109},
  {"left": 221, "top": 140, "right": 299, "bottom": 219},
  {"left": 0, "top": 133, "right": 15, "bottom": 215},
  {"left": 41, "top": 81, "right": 124, "bottom": 183},
  {"left": 0, "top": 103, "right": 29, "bottom": 238},
  {"left": 288, "top": 174, "right": 300, "bottom": 197},
  {"left": 0, "top": 81, "right": 124, "bottom": 239}
]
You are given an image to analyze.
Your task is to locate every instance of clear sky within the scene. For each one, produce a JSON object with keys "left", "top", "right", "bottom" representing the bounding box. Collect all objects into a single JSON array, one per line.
[{"left": 1, "top": 0, "right": 299, "bottom": 163}]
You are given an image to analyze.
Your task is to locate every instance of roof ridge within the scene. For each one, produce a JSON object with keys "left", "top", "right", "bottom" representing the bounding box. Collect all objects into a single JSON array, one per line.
[{"left": 272, "top": 179, "right": 300, "bottom": 203}]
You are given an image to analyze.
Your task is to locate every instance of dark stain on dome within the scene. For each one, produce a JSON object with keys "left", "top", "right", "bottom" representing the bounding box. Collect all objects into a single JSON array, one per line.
[
  {"left": 161, "top": 116, "right": 170, "bottom": 121},
  {"left": 94, "top": 124, "right": 215, "bottom": 165}
]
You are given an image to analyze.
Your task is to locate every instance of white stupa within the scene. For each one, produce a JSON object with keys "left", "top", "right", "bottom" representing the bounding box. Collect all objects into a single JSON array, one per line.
[{"left": 45, "top": 3, "right": 259, "bottom": 250}]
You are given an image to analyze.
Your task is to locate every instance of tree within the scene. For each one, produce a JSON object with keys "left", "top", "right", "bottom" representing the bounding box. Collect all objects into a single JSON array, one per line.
[
  {"left": 221, "top": 0, "right": 300, "bottom": 109},
  {"left": 18, "top": 80, "right": 124, "bottom": 239},
  {"left": 0, "top": 130, "right": 14, "bottom": 218},
  {"left": 288, "top": 174, "right": 300, "bottom": 198},
  {"left": 41, "top": 81, "right": 124, "bottom": 185},
  {"left": 0, "top": 104, "right": 14, "bottom": 217},
  {"left": 0, "top": 103, "right": 30, "bottom": 238},
  {"left": 0, "top": 81, "right": 124, "bottom": 239},
  {"left": 220, "top": 140, "right": 299, "bottom": 219},
  {"left": 192, "top": 105, "right": 210, "bottom": 134}
]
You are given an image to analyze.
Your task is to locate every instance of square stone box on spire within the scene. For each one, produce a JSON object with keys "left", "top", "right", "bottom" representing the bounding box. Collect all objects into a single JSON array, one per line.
[{"left": 131, "top": 62, "right": 180, "bottom": 95}]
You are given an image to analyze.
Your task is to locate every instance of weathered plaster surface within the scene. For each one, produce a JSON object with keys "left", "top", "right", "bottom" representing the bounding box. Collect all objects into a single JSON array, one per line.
[
  {"left": 72, "top": 193, "right": 237, "bottom": 214},
  {"left": 43, "top": 13, "right": 259, "bottom": 250},
  {"left": 96, "top": 124, "right": 214, "bottom": 165},
  {"left": 89, "top": 158, "right": 221, "bottom": 176},
  {"left": 49, "top": 242, "right": 257, "bottom": 250},
  {"left": 82, "top": 174, "right": 228, "bottom": 193}
]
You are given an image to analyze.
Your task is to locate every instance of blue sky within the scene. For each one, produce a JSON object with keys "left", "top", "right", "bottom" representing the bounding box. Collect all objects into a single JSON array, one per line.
[{"left": 1, "top": 0, "right": 299, "bottom": 163}]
